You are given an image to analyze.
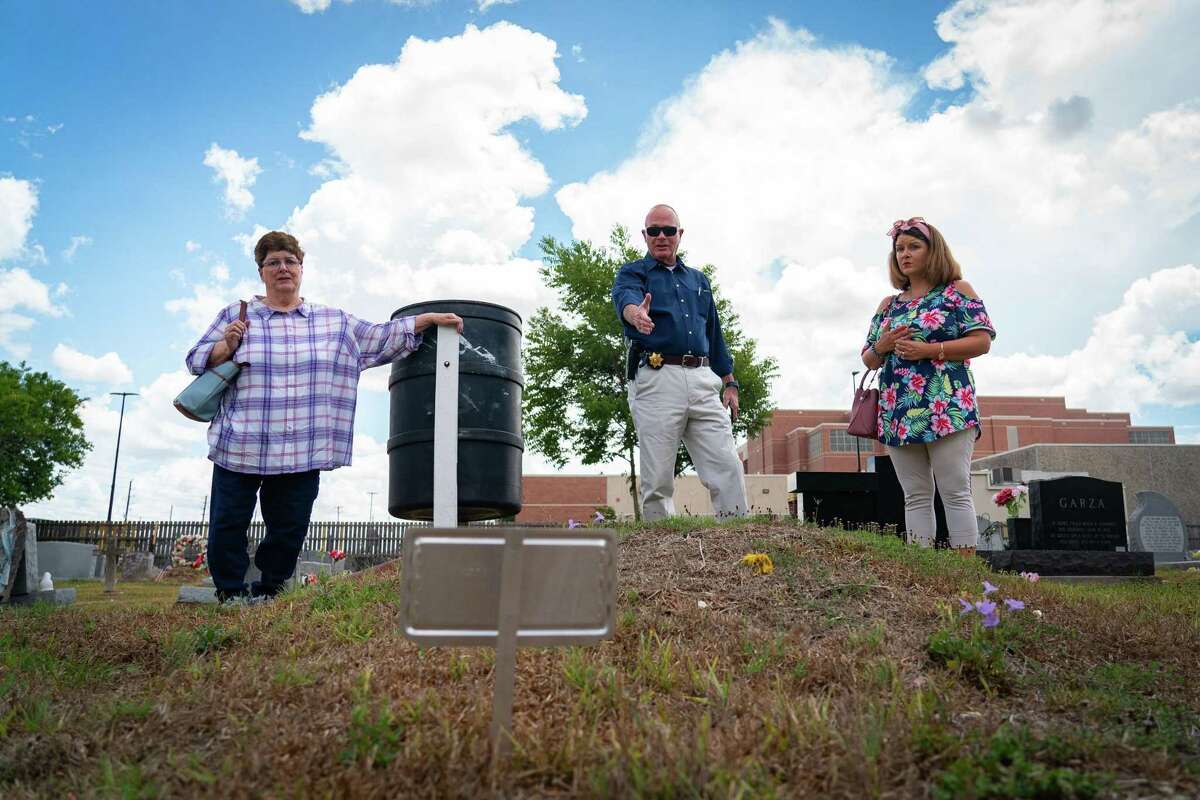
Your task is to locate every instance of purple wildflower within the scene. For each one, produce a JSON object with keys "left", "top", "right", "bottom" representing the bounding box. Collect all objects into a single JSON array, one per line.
[
  {"left": 982, "top": 580, "right": 999, "bottom": 596},
  {"left": 981, "top": 610, "right": 1000, "bottom": 628},
  {"left": 568, "top": 519, "right": 580, "bottom": 529},
  {"left": 974, "top": 600, "right": 997, "bottom": 616},
  {"left": 959, "top": 598, "right": 974, "bottom": 616},
  {"left": 593, "top": 511, "right": 606, "bottom": 522},
  {"left": 1004, "top": 598, "right": 1025, "bottom": 611}
]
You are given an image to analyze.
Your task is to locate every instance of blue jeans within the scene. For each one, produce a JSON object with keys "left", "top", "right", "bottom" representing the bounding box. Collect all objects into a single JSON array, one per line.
[{"left": 207, "top": 464, "right": 320, "bottom": 596}]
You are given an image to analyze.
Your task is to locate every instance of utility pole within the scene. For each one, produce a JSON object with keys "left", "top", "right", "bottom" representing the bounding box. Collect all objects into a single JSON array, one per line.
[
  {"left": 367, "top": 492, "right": 378, "bottom": 524},
  {"left": 200, "top": 494, "right": 208, "bottom": 525},
  {"left": 336, "top": 505, "right": 342, "bottom": 525},
  {"left": 104, "top": 392, "right": 138, "bottom": 594},
  {"left": 123, "top": 480, "right": 133, "bottom": 521},
  {"left": 106, "top": 392, "right": 139, "bottom": 522},
  {"left": 851, "top": 371, "right": 862, "bottom": 473}
]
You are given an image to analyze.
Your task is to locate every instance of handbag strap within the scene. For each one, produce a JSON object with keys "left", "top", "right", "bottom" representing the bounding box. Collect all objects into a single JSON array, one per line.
[{"left": 857, "top": 368, "right": 879, "bottom": 392}]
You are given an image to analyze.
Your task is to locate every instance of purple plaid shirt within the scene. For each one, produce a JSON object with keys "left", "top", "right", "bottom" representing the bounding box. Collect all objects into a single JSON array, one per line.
[{"left": 186, "top": 297, "right": 421, "bottom": 474}]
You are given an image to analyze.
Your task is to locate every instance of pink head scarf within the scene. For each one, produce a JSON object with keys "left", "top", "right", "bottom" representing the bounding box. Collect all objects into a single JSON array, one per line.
[{"left": 887, "top": 217, "right": 931, "bottom": 242}]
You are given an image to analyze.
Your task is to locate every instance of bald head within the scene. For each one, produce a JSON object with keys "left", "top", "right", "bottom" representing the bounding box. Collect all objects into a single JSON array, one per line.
[
  {"left": 644, "top": 204, "right": 680, "bottom": 228},
  {"left": 642, "top": 204, "right": 683, "bottom": 266}
]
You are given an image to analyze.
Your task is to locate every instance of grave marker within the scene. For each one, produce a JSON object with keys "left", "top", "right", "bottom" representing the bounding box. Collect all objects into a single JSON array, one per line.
[{"left": 1028, "top": 476, "right": 1127, "bottom": 551}]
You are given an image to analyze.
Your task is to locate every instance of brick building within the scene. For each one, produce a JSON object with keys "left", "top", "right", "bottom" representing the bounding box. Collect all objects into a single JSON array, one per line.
[{"left": 739, "top": 396, "right": 1175, "bottom": 474}]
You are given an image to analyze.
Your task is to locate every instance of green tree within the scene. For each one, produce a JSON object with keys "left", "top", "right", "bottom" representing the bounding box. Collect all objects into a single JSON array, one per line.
[
  {"left": 0, "top": 361, "right": 91, "bottom": 508},
  {"left": 523, "top": 226, "right": 778, "bottom": 520}
]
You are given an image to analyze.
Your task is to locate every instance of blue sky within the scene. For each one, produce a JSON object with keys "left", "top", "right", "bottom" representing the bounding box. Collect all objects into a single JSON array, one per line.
[{"left": 3, "top": 0, "right": 1198, "bottom": 520}]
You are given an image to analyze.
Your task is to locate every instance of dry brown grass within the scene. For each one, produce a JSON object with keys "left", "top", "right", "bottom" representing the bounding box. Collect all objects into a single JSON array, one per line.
[{"left": 2, "top": 521, "right": 1198, "bottom": 798}]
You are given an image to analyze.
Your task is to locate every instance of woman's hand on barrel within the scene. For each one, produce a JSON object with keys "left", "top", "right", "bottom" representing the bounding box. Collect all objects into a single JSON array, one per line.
[{"left": 414, "top": 312, "right": 464, "bottom": 334}]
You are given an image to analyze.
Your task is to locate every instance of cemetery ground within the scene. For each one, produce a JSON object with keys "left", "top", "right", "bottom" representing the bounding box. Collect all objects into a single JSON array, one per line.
[{"left": 2, "top": 520, "right": 1199, "bottom": 798}]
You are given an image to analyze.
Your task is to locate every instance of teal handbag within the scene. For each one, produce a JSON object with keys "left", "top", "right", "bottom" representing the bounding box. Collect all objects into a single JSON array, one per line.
[{"left": 173, "top": 301, "right": 247, "bottom": 422}]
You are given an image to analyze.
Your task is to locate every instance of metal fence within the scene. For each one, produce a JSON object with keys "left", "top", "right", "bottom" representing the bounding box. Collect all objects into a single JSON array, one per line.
[{"left": 29, "top": 519, "right": 427, "bottom": 563}]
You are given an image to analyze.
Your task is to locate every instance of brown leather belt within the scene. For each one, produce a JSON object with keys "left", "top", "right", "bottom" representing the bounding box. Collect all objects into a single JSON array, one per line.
[{"left": 644, "top": 353, "right": 709, "bottom": 368}]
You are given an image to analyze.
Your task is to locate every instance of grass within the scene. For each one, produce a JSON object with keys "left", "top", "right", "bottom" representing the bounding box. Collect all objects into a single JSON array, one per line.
[{"left": 1, "top": 520, "right": 1197, "bottom": 797}]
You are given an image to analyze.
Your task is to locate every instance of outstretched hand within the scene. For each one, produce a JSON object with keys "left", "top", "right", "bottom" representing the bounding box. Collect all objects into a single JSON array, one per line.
[
  {"left": 413, "top": 312, "right": 464, "bottom": 334},
  {"left": 623, "top": 293, "right": 654, "bottom": 335}
]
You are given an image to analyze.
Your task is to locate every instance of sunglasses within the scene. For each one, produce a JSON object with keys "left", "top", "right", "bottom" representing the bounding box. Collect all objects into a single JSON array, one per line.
[{"left": 644, "top": 226, "right": 678, "bottom": 238}]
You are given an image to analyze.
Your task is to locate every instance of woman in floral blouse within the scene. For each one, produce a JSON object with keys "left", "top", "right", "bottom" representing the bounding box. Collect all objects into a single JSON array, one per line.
[{"left": 861, "top": 218, "right": 996, "bottom": 552}]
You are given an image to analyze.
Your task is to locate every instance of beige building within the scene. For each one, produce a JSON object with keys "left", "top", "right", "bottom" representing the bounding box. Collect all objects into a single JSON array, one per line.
[{"left": 518, "top": 474, "right": 790, "bottom": 523}]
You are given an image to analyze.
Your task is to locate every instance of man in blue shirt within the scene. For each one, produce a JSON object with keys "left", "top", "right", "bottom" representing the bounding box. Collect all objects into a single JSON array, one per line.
[{"left": 611, "top": 204, "right": 748, "bottom": 520}]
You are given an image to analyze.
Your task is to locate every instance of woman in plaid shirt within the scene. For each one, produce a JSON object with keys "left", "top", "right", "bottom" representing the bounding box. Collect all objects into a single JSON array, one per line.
[{"left": 186, "top": 231, "right": 462, "bottom": 604}]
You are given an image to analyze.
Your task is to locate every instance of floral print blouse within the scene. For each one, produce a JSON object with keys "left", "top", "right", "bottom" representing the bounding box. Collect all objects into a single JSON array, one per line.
[{"left": 862, "top": 281, "right": 996, "bottom": 447}]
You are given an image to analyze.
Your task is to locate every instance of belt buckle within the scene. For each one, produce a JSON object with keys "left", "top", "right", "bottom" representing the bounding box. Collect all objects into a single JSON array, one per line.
[
  {"left": 647, "top": 352, "right": 664, "bottom": 369},
  {"left": 681, "top": 354, "right": 698, "bottom": 368}
]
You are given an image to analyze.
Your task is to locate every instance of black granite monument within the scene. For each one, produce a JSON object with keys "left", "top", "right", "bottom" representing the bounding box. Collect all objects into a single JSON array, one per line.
[{"left": 1028, "top": 476, "right": 1127, "bottom": 551}]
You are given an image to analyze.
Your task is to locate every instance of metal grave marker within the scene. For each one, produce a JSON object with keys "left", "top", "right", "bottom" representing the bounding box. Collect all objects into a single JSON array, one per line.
[
  {"left": 399, "top": 323, "right": 617, "bottom": 762},
  {"left": 399, "top": 526, "right": 617, "bottom": 759}
]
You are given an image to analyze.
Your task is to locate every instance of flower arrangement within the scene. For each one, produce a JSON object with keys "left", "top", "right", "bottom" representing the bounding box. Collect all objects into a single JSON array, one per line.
[
  {"left": 300, "top": 573, "right": 319, "bottom": 586},
  {"left": 171, "top": 534, "right": 207, "bottom": 569},
  {"left": 329, "top": 549, "right": 346, "bottom": 562},
  {"left": 740, "top": 553, "right": 774, "bottom": 575},
  {"left": 992, "top": 486, "right": 1027, "bottom": 517},
  {"left": 1019, "top": 571, "right": 1040, "bottom": 583}
]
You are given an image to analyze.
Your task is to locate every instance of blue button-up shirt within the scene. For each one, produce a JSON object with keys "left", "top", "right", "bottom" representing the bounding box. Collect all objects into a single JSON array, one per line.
[{"left": 611, "top": 255, "right": 733, "bottom": 377}]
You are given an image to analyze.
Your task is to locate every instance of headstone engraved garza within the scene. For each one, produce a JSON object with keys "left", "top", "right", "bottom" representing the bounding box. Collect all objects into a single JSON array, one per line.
[
  {"left": 1128, "top": 491, "right": 1189, "bottom": 564},
  {"left": 1029, "top": 476, "right": 1127, "bottom": 551}
]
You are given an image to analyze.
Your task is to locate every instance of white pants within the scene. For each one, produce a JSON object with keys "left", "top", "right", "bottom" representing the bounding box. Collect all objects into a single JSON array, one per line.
[
  {"left": 886, "top": 428, "right": 978, "bottom": 549},
  {"left": 629, "top": 365, "right": 748, "bottom": 521}
]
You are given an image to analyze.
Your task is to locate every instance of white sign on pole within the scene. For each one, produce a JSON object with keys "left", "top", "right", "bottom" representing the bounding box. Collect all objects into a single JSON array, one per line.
[{"left": 399, "top": 527, "right": 617, "bottom": 758}]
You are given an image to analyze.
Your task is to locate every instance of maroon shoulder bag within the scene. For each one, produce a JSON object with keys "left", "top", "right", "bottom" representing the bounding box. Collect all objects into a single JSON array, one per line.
[{"left": 847, "top": 369, "right": 880, "bottom": 438}]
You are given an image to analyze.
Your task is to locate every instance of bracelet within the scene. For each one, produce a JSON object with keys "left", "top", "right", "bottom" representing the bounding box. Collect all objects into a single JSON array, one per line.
[
  {"left": 937, "top": 342, "right": 945, "bottom": 361},
  {"left": 723, "top": 379, "right": 740, "bottom": 391},
  {"left": 869, "top": 343, "right": 883, "bottom": 360}
]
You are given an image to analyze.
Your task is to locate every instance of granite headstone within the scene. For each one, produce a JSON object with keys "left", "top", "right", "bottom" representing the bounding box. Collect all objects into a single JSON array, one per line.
[
  {"left": 1128, "top": 491, "right": 1189, "bottom": 564},
  {"left": 1029, "top": 476, "right": 1127, "bottom": 551}
]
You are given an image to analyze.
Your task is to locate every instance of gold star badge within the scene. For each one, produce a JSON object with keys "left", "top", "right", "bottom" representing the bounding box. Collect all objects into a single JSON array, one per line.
[{"left": 648, "top": 352, "right": 664, "bottom": 369}]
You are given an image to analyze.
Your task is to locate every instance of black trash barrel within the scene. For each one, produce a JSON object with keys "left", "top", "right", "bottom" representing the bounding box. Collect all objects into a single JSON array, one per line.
[{"left": 387, "top": 300, "right": 523, "bottom": 522}]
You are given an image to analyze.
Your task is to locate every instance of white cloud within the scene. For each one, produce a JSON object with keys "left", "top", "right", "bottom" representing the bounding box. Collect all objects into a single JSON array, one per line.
[
  {"left": 478, "top": 0, "right": 517, "bottom": 12},
  {"left": 0, "top": 176, "right": 38, "bottom": 261},
  {"left": 923, "top": 0, "right": 1199, "bottom": 132},
  {"left": 0, "top": 313, "right": 35, "bottom": 358},
  {"left": 22, "top": 370, "right": 216, "bottom": 520},
  {"left": 978, "top": 264, "right": 1200, "bottom": 411},
  {"left": 203, "top": 143, "right": 262, "bottom": 219},
  {"left": 571, "top": 43, "right": 584, "bottom": 63},
  {"left": 0, "top": 267, "right": 65, "bottom": 317},
  {"left": 185, "top": 240, "right": 201, "bottom": 253},
  {"left": 51, "top": 343, "right": 134, "bottom": 385},
  {"left": 555, "top": 13, "right": 1200, "bottom": 420},
  {"left": 165, "top": 276, "right": 261, "bottom": 332},
  {"left": 61, "top": 234, "right": 92, "bottom": 262},
  {"left": 267, "top": 21, "right": 585, "bottom": 327},
  {"left": 291, "top": 0, "right": 337, "bottom": 13}
]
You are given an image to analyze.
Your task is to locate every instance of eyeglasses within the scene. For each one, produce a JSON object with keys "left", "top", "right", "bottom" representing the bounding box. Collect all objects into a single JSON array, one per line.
[
  {"left": 262, "top": 257, "right": 302, "bottom": 270},
  {"left": 644, "top": 226, "right": 678, "bottom": 238}
]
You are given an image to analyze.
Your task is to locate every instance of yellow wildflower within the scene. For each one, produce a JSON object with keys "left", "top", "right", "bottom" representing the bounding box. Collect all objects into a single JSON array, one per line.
[{"left": 741, "top": 553, "right": 774, "bottom": 575}]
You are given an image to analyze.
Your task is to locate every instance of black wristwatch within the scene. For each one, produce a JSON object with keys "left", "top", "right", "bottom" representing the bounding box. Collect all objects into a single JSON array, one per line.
[{"left": 723, "top": 379, "right": 740, "bottom": 391}]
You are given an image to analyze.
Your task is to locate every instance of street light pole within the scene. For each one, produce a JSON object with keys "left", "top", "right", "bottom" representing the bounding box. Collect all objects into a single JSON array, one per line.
[
  {"left": 850, "top": 371, "right": 862, "bottom": 473},
  {"left": 106, "top": 392, "right": 138, "bottom": 522},
  {"left": 367, "top": 491, "right": 378, "bottom": 523}
]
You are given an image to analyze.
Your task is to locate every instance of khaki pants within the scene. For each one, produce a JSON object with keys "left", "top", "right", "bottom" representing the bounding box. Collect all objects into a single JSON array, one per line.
[
  {"left": 629, "top": 365, "right": 748, "bottom": 521},
  {"left": 886, "top": 428, "right": 978, "bottom": 548}
]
